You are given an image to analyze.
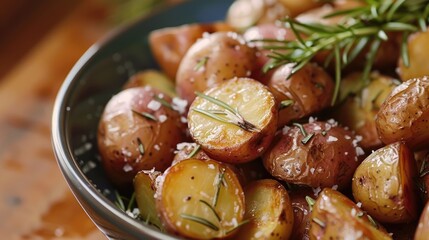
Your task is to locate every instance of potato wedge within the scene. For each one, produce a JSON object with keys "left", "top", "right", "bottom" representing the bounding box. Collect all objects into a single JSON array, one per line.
[
  {"left": 97, "top": 87, "right": 185, "bottom": 187},
  {"left": 375, "top": 77, "right": 429, "bottom": 150},
  {"left": 134, "top": 170, "right": 163, "bottom": 229},
  {"left": 415, "top": 201, "right": 429, "bottom": 240},
  {"left": 176, "top": 32, "right": 257, "bottom": 105},
  {"left": 333, "top": 72, "right": 399, "bottom": 150},
  {"left": 352, "top": 142, "right": 419, "bottom": 224},
  {"left": 149, "top": 22, "right": 233, "bottom": 79},
  {"left": 263, "top": 120, "right": 362, "bottom": 189},
  {"left": 123, "top": 70, "right": 176, "bottom": 98},
  {"left": 226, "top": 0, "right": 289, "bottom": 32},
  {"left": 188, "top": 77, "right": 277, "bottom": 163},
  {"left": 265, "top": 63, "right": 334, "bottom": 127},
  {"left": 397, "top": 29, "right": 429, "bottom": 81},
  {"left": 156, "top": 159, "right": 245, "bottom": 239},
  {"left": 235, "top": 179, "right": 294, "bottom": 240},
  {"left": 309, "top": 188, "right": 392, "bottom": 240}
]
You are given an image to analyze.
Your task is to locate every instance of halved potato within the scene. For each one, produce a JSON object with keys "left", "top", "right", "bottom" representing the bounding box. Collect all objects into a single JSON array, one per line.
[
  {"left": 415, "top": 201, "right": 429, "bottom": 240},
  {"left": 309, "top": 188, "right": 392, "bottom": 240},
  {"left": 149, "top": 22, "right": 233, "bottom": 79},
  {"left": 97, "top": 87, "right": 185, "bottom": 187},
  {"left": 188, "top": 77, "right": 277, "bottom": 163},
  {"left": 352, "top": 142, "right": 419, "bottom": 224},
  {"left": 156, "top": 159, "right": 245, "bottom": 239},
  {"left": 375, "top": 77, "right": 429, "bottom": 150},
  {"left": 265, "top": 63, "right": 334, "bottom": 127},
  {"left": 333, "top": 72, "right": 399, "bottom": 150},
  {"left": 235, "top": 179, "right": 294, "bottom": 239},
  {"left": 263, "top": 120, "right": 362, "bottom": 189},
  {"left": 123, "top": 70, "right": 176, "bottom": 98},
  {"left": 176, "top": 32, "right": 257, "bottom": 105},
  {"left": 226, "top": 0, "right": 289, "bottom": 32},
  {"left": 134, "top": 170, "right": 163, "bottom": 229}
]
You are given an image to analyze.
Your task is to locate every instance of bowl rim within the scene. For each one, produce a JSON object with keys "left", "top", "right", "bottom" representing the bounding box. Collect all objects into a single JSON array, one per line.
[{"left": 51, "top": 1, "right": 192, "bottom": 239}]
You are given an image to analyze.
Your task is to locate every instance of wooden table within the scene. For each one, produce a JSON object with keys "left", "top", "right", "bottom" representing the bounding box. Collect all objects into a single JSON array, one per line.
[{"left": 0, "top": 1, "right": 111, "bottom": 239}]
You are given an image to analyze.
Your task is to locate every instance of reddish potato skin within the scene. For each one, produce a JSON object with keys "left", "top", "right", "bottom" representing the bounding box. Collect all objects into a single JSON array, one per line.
[
  {"left": 97, "top": 87, "right": 185, "bottom": 187},
  {"left": 149, "top": 23, "right": 233, "bottom": 79},
  {"left": 263, "top": 121, "right": 361, "bottom": 189},
  {"left": 265, "top": 63, "right": 334, "bottom": 127},
  {"left": 290, "top": 188, "right": 313, "bottom": 240},
  {"left": 375, "top": 77, "right": 429, "bottom": 150},
  {"left": 175, "top": 32, "right": 258, "bottom": 105}
]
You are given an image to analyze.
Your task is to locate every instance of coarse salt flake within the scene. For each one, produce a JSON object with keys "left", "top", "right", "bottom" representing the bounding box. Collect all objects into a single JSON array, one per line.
[
  {"left": 147, "top": 100, "right": 161, "bottom": 111},
  {"left": 123, "top": 164, "right": 133, "bottom": 172},
  {"left": 356, "top": 147, "right": 365, "bottom": 156},
  {"left": 158, "top": 115, "right": 167, "bottom": 123},
  {"left": 327, "top": 136, "right": 338, "bottom": 142}
]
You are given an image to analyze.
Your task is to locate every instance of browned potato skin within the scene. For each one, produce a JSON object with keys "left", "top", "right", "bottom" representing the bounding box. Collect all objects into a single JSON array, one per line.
[
  {"left": 310, "top": 188, "right": 392, "bottom": 240},
  {"left": 278, "top": 0, "right": 323, "bottom": 17},
  {"left": 97, "top": 87, "right": 185, "bottom": 187},
  {"left": 398, "top": 29, "right": 429, "bottom": 81},
  {"left": 265, "top": 63, "right": 334, "bottom": 127},
  {"left": 172, "top": 143, "right": 211, "bottom": 165},
  {"left": 290, "top": 188, "right": 313, "bottom": 240},
  {"left": 334, "top": 72, "right": 399, "bottom": 151},
  {"left": 149, "top": 23, "right": 233, "bottom": 79},
  {"left": 263, "top": 121, "right": 361, "bottom": 189},
  {"left": 175, "top": 32, "right": 258, "bottom": 105},
  {"left": 375, "top": 77, "right": 429, "bottom": 150},
  {"left": 352, "top": 142, "right": 419, "bottom": 224},
  {"left": 415, "top": 201, "right": 429, "bottom": 240},
  {"left": 235, "top": 179, "right": 294, "bottom": 239}
]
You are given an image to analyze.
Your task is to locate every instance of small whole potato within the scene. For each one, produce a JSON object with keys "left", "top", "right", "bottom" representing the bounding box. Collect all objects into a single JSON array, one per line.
[
  {"left": 397, "top": 29, "right": 429, "bottom": 81},
  {"left": 265, "top": 63, "right": 334, "bottom": 127},
  {"left": 333, "top": 72, "right": 399, "bottom": 150},
  {"left": 188, "top": 77, "right": 277, "bottom": 164},
  {"left": 289, "top": 188, "right": 314, "bottom": 240},
  {"left": 226, "top": 0, "right": 289, "bottom": 32},
  {"left": 375, "top": 77, "right": 429, "bottom": 150},
  {"left": 352, "top": 142, "right": 419, "bottom": 224},
  {"left": 415, "top": 201, "right": 429, "bottom": 240},
  {"left": 263, "top": 120, "right": 362, "bottom": 189},
  {"left": 149, "top": 22, "right": 233, "bottom": 79},
  {"left": 97, "top": 87, "right": 185, "bottom": 187},
  {"left": 309, "top": 188, "right": 392, "bottom": 240},
  {"left": 122, "top": 70, "right": 176, "bottom": 97},
  {"left": 176, "top": 32, "right": 258, "bottom": 105}
]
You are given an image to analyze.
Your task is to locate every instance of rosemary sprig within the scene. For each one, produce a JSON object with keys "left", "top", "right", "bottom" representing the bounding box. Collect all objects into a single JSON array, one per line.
[
  {"left": 213, "top": 168, "right": 226, "bottom": 207},
  {"left": 180, "top": 213, "right": 219, "bottom": 231},
  {"left": 193, "top": 92, "right": 260, "bottom": 132},
  {"left": 263, "top": 0, "right": 429, "bottom": 105}
]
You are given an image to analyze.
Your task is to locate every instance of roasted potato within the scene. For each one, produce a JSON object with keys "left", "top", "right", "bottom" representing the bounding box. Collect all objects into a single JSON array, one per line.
[
  {"left": 226, "top": 0, "right": 289, "bottom": 32},
  {"left": 188, "top": 77, "right": 277, "bottom": 164},
  {"left": 172, "top": 142, "right": 211, "bottom": 165},
  {"left": 175, "top": 32, "right": 258, "bottom": 105},
  {"left": 375, "top": 77, "right": 429, "bottom": 150},
  {"left": 134, "top": 169, "right": 163, "bottom": 229},
  {"left": 309, "top": 188, "right": 392, "bottom": 240},
  {"left": 333, "top": 72, "right": 399, "bottom": 150},
  {"left": 122, "top": 70, "right": 176, "bottom": 97},
  {"left": 265, "top": 63, "right": 334, "bottom": 127},
  {"left": 98, "top": 87, "right": 185, "bottom": 187},
  {"left": 278, "top": 0, "right": 322, "bottom": 17},
  {"left": 415, "top": 201, "right": 429, "bottom": 240},
  {"left": 352, "top": 142, "right": 419, "bottom": 224},
  {"left": 235, "top": 179, "right": 294, "bottom": 240},
  {"left": 290, "top": 188, "right": 314, "bottom": 240},
  {"left": 263, "top": 120, "right": 362, "bottom": 189},
  {"left": 397, "top": 29, "right": 429, "bottom": 81},
  {"left": 155, "top": 159, "right": 245, "bottom": 239},
  {"left": 416, "top": 150, "right": 429, "bottom": 203},
  {"left": 149, "top": 23, "right": 233, "bottom": 79}
]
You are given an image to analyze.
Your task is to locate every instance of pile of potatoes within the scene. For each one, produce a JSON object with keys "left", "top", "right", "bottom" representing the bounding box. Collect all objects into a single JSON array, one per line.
[{"left": 97, "top": 0, "right": 429, "bottom": 239}]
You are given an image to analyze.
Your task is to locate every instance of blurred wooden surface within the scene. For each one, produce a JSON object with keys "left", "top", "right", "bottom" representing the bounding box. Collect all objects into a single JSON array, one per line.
[{"left": 0, "top": 0, "right": 111, "bottom": 239}]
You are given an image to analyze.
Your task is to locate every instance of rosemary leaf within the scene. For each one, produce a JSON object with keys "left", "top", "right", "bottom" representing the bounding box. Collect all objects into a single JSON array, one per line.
[
  {"left": 293, "top": 122, "right": 308, "bottom": 137},
  {"left": 180, "top": 213, "right": 219, "bottom": 231},
  {"left": 312, "top": 217, "right": 326, "bottom": 228},
  {"left": 305, "top": 196, "right": 316, "bottom": 211},
  {"left": 225, "top": 219, "right": 250, "bottom": 235},
  {"left": 401, "top": 32, "right": 410, "bottom": 67},
  {"left": 114, "top": 190, "right": 126, "bottom": 211},
  {"left": 280, "top": 100, "right": 294, "bottom": 110},
  {"left": 127, "top": 192, "right": 136, "bottom": 211},
  {"left": 194, "top": 56, "right": 209, "bottom": 71},
  {"left": 199, "top": 200, "right": 221, "bottom": 222},
  {"left": 132, "top": 109, "right": 157, "bottom": 121},
  {"left": 154, "top": 95, "right": 173, "bottom": 110},
  {"left": 213, "top": 168, "right": 226, "bottom": 207},
  {"left": 301, "top": 133, "right": 315, "bottom": 145},
  {"left": 187, "top": 144, "right": 201, "bottom": 158},
  {"left": 367, "top": 214, "right": 379, "bottom": 229}
]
